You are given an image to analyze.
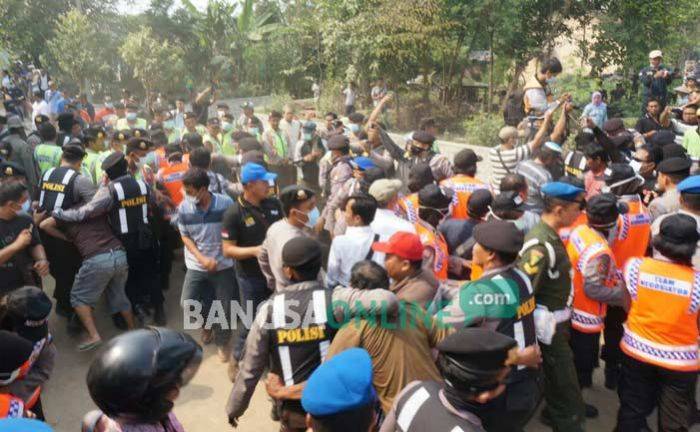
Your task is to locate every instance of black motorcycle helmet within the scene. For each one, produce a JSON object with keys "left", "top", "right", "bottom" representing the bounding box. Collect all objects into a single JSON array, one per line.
[{"left": 86, "top": 327, "right": 202, "bottom": 423}]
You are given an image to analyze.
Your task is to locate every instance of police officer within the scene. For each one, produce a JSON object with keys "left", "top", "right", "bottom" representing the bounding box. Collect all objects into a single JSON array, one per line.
[
  {"left": 33, "top": 123, "right": 62, "bottom": 175},
  {"left": 517, "top": 181, "right": 588, "bottom": 431},
  {"left": 617, "top": 214, "right": 699, "bottom": 431},
  {"left": 51, "top": 151, "right": 161, "bottom": 325},
  {"left": 566, "top": 194, "right": 628, "bottom": 406},
  {"left": 81, "top": 125, "right": 107, "bottom": 184},
  {"left": 318, "top": 134, "right": 353, "bottom": 231},
  {"left": 380, "top": 328, "right": 519, "bottom": 432},
  {"left": 301, "top": 348, "right": 377, "bottom": 432},
  {"left": 440, "top": 220, "right": 541, "bottom": 432},
  {"left": 37, "top": 145, "right": 95, "bottom": 320},
  {"left": 648, "top": 156, "right": 690, "bottom": 221},
  {"left": 379, "top": 129, "right": 453, "bottom": 188},
  {"left": 226, "top": 236, "right": 399, "bottom": 429},
  {"left": 83, "top": 328, "right": 202, "bottom": 432}
]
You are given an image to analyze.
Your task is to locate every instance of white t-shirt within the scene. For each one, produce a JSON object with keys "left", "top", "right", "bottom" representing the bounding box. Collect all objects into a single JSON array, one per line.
[
  {"left": 32, "top": 100, "right": 50, "bottom": 126},
  {"left": 343, "top": 87, "right": 356, "bottom": 106}
]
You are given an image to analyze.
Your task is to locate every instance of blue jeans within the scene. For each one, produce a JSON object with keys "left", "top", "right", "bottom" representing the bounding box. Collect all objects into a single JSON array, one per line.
[
  {"left": 181, "top": 267, "right": 239, "bottom": 347},
  {"left": 232, "top": 275, "right": 270, "bottom": 360}
]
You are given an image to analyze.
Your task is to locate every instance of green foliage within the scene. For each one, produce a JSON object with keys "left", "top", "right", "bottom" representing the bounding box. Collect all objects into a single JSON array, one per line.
[
  {"left": 463, "top": 112, "right": 503, "bottom": 147},
  {"left": 261, "top": 92, "right": 295, "bottom": 113},
  {"left": 119, "top": 28, "right": 184, "bottom": 97}
]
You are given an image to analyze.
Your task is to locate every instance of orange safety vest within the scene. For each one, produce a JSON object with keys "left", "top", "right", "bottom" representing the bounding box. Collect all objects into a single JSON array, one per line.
[
  {"left": 559, "top": 213, "right": 588, "bottom": 247},
  {"left": 440, "top": 175, "right": 488, "bottom": 220},
  {"left": 157, "top": 161, "right": 190, "bottom": 206},
  {"left": 0, "top": 394, "right": 24, "bottom": 418},
  {"left": 415, "top": 220, "right": 449, "bottom": 281},
  {"left": 398, "top": 193, "right": 420, "bottom": 223},
  {"left": 611, "top": 198, "right": 650, "bottom": 268},
  {"left": 621, "top": 257, "right": 700, "bottom": 372},
  {"left": 566, "top": 224, "right": 619, "bottom": 333}
]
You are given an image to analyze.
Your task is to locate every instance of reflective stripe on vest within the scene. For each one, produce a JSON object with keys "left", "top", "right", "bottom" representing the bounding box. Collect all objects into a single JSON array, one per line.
[
  {"left": 0, "top": 394, "right": 24, "bottom": 418},
  {"left": 415, "top": 221, "right": 448, "bottom": 281},
  {"left": 440, "top": 175, "right": 487, "bottom": 220},
  {"left": 621, "top": 257, "right": 700, "bottom": 371},
  {"left": 612, "top": 210, "right": 650, "bottom": 269},
  {"left": 400, "top": 194, "right": 419, "bottom": 223},
  {"left": 567, "top": 224, "right": 617, "bottom": 333},
  {"left": 112, "top": 179, "right": 148, "bottom": 234},
  {"left": 397, "top": 386, "right": 431, "bottom": 431},
  {"left": 39, "top": 167, "right": 77, "bottom": 211}
]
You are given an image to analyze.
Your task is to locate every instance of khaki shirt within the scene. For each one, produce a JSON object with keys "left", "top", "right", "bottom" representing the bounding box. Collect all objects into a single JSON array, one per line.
[{"left": 258, "top": 219, "right": 314, "bottom": 292}]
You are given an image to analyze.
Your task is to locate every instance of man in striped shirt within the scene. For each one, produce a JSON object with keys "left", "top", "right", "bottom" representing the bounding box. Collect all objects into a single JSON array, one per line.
[
  {"left": 516, "top": 141, "right": 563, "bottom": 214},
  {"left": 489, "top": 109, "right": 553, "bottom": 194}
]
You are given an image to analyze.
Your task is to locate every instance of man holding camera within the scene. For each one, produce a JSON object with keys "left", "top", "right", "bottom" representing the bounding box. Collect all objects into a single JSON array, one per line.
[{"left": 639, "top": 50, "right": 676, "bottom": 114}]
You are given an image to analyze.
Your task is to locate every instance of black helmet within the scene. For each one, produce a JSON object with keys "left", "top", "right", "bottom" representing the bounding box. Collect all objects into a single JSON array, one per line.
[{"left": 86, "top": 327, "right": 202, "bottom": 423}]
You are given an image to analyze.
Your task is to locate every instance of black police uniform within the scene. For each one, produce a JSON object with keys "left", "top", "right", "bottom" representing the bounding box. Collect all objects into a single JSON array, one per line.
[
  {"left": 38, "top": 166, "right": 83, "bottom": 315},
  {"left": 107, "top": 174, "right": 162, "bottom": 316}
]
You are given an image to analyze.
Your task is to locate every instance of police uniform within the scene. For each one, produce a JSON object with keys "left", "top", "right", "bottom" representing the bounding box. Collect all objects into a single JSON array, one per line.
[
  {"left": 320, "top": 135, "right": 354, "bottom": 232},
  {"left": 379, "top": 129, "right": 453, "bottom": 190},
  {"left": 37, "top": 145, "right": 91, "bottom": 316},
  {"left": 34, "top": 142, "right": 63, "bottom": 175},
  {"left": 227, "top": 237, "right": 400, "bottom": 430},
  {"left": 648, "top": 157, "right": 690, "bottom": 221},
  {"left": 517, "top": 182, "right": 586, "bottom": 432},
  {"left": 617, "top": 214, "right": 699, "bottom": 431},
  {"left": 440, "top": 221, "right": 540, "bottom": 432},
  {"left": 51, "top": 151, "right": 162, "bottom": 321},
  {"left": 380, "top": 328, "right": 518, "bottom": 432}
]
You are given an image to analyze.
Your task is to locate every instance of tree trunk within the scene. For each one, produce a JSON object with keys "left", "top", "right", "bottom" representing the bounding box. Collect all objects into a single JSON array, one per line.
[
  {"left": 499, "top": 61, "right": 526, "bottom": 113},
  {"left": 488, "top": 30, "right": 494, "bottom": 112}
]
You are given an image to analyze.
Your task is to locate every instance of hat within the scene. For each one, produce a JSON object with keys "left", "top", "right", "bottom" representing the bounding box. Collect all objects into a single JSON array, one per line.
[
  {"left": 491, "top": 191, "right": 524, "bottom": 213},
  {"left": 350, "top": 156, "right": 375, "bottom": 171},
  {"left": 454, "top": 149, "right": 482, "bottom": 170},
  {"left": 113, "top": 130, "right": 130, "bottom": 142},
  {"left": 131, "top": 128, "right": 149, "bottom": 139},
  {"left": 473, "top": 220, "right": 524, "bottom": 254},
  {"left": 182, "top": 133, "right": 203, "bottom": 149},
  {"left": 183, "top": 112, "right": 197, "bottom": 120},
  {"left": 412, "top": 130, "right": 435, "bottom": 145},
  {"left": 541, "top": 182, "right": 584, "bottom": 201},
  {"left": 83, "top": 125, "right": 105, "bottom": 141},
  {"left": 0, "top": 418, "right": 54, "bottom": 431},
  {"left": 0, "top": 419, "right": 54, "bottom": 431},
  {"left": 657, "top": 156, "right": 691, "bottom": 174},
  {"left": 327, "top": 134, "right": 350, "bottom": 150},
  {"left": 649, "top": 50, "right": 663, "bottom": 59},
  {"left": 498, "top": 126, "right": 518, "bottom": 141},
  {"left": 437, "top": 328, "right": 517, "bottom": 374},
  {"left": 658, "top": 213, "right": 699, "bottom": 245},
  {"left": 62, "top": 144, "right": 86, "bottom": 160},
  {"left": 418, "top": 184, "right": 454, "bottom": 209},
  {"left": 301, "top": 348, "right": 376, "bottom": 417},
  {"left": 279, "top": 185, "right": 315, "bottom": 210},
  {"left": 4, "top": 286, "right": 52, "bottom": 343},
  {"left": 282, "top": 237, "right": 322, "bottom": 267},
  {"left": 101, "top": 151, "right": 126, "bottom": 172},
  {"left": 467, "top": 189, "right": 493, "bottom": 218},
  {"left": 0, "top": 161, "right": 24, "bottom": 179},
  {"left": 240, "top": 101, "right": 254, "bottom": 109},
  {"left": 602, "top": 118, "right": 625, "bottom": 134},
  {"left": 586, "top": 193, "right": 628, "bottom": 227},
  {"left": 543, "top": 141, "right": 563, "bottom": 153},
  {"left": 368, "top": 179, "right": 403, "bottom": 204},
  {"left": 238, "top": 137, "right": 262, "bottom": 153},
  {"left": 677, "top": 175, "right": 700, "bottom": 194},
  {"left": 372, "top": 231, "right": 424, "bottom": 261},
  {"left": 604, "top": 163, "right": 636, "bottom": 184},
  {"left": 240, "top": 163, "right": 277, "bottom": 184},
  {"left": 302, "top": 121, "right": 317, "bottom": 131},
  {"left": 126, "top": 137, "right": 153, "bottom": 152},
  {"left": 649, "top": 130, "right": 676, "bottom": 147},
  {"left": 662, "top": 143, "right": 687, "bottom": 160},
  {"left": 0, "top": 330, "right": 34, "bottom": 385},
  {"left": 207, "top": 117, "right": 220, "bottom": 126},
  {"left": 6, "top": 115, "right": 22, "bottom": 129}
]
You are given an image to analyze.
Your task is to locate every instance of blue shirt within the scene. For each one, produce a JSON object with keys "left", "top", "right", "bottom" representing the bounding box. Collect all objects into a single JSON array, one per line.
[
  {"left": 177, "top": 193, "right": 234, "bottom": 271},
  {"left": 582, "top": 103, "right": 608, "bottom": 128}
]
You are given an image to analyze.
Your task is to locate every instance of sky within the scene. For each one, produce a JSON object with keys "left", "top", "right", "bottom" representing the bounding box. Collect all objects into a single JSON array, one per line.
[{"left": 117, "top": 0, "right": 210, "bottom": 15}]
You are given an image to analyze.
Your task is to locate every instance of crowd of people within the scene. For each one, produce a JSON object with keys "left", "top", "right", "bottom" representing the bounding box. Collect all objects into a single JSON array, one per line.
[{"left": 0, "top": 49, "right": 698, "bottom": 432}]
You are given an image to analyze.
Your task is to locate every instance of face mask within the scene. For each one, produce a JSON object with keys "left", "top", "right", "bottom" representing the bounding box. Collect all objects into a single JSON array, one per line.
[
  {"left": 297, "top": 207, "right": 320, "bottom": 228},
  {"left": 410, "top": 145, "right": 424, "bottom": 156},
  {"left": 349, "top": 124, "right": 361, "bottom": 134},
  {"left": 126, "top": 112, "right": 137, "bottom": 121},
  {"left": 222, "top": 122, "right": 233, "bottom": 132},
  {"left": 20, "top": 200, "right": 30, "bottom": 215},
  {"left": 185, "top": 194, "right": 200, "bottom": 206},
  {"left": 601, "top": 174, "right": 643, "bottom": 194},
  {"left": 250, "top": 127, "right": 259, "bottom": 135},
  {"left": 303, "top": 133, "right": 313, "bottom": 141}
]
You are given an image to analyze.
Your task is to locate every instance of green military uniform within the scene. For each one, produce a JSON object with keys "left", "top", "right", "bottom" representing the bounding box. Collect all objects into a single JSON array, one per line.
[
  {"left": 34, "top": 143, "right": 62, "bottom": 175},
  {"left": 82, "top": 149, "right": 101, "bottom": 184},
  {"left": 518, "top": 221, "right": 585, "bottom": 432}
]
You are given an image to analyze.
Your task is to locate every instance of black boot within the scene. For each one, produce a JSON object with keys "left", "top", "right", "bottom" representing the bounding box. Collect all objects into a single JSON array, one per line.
[{"left": 604, "top": 366, "right": 619, "bottom": 390}]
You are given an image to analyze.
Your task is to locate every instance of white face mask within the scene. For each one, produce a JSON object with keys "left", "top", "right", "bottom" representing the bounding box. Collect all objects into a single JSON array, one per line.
[{"left": 185, "top": 194, "right": 200, "bottom": 206}]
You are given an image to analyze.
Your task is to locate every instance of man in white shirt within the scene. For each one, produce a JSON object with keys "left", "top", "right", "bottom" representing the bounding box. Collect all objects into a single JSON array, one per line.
[
  {"left": 31, "top": 91, "right": 49, "bottom": 127},
  {"left": 342, "top": 82, "right": 356, "bottom": 116},
  {"left": 326, "top": 194, "right": 378, "bottom": 287},
  {"left": 368, "top": 178, "right": 416, "bottom": 264},
  {"left": 279, "top": 105, "right": 301, "bottom": 157}
]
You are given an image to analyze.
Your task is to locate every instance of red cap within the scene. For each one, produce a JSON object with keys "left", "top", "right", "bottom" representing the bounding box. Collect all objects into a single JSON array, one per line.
[{"left": 372, "top": 231, "right": 424, "bottom": 261}]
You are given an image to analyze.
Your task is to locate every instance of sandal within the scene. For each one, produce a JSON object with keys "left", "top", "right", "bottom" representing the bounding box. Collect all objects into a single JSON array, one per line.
[{"left": 78, "top": 339, "right": 102, "bottom": 352}]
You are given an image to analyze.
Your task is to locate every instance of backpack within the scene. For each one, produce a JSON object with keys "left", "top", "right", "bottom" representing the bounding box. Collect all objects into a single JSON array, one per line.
[{"left": 503, "top": 89, "right": 526, "bottom": 127}]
